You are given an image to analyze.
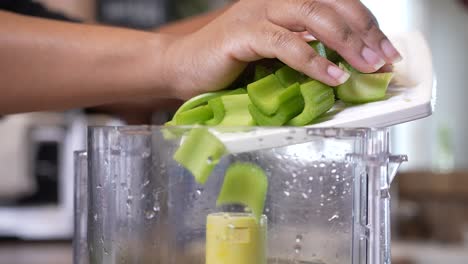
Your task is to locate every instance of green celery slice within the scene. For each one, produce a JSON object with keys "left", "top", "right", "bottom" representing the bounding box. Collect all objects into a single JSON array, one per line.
[
  {"left": 309, "top": 41, "right": 327, "bottom": 58},
  {"left": 173, "top": 88, "right": 246, "bottom": 117},
  {"left": 219, "top": 94, "right": 256, "bottom": 126},
  {"left": 275, "top": 66, "right": 304, "bottom": 87},
  {"left": 205, "top": 98, "right": 225, "bottom": 126},
  {"left": 247, "top": 74, "right": 285, "bottom": 115},
  {"left": 205, "top": 94, "right": 256, "bottom": 126},
  {"left": 173, "top": 128, "right": 226, "bottom": 184},
  {"left": 337, "top": 63, "right": 393, "bottom": 104},
  {"left": 248, "top": 83, "right": 304, "bottom": 126},
  {"left": 217, "top": 162, "right": 268, "bottom": 221},
  {"left": 175, "top": 105, "right": 213, "bottom": 125},
  {"left": 288, "top": 81, "right": 335, "bottom": 126},
  {"left": 254, "top": 65, "right": 272, "bottom": 81}
]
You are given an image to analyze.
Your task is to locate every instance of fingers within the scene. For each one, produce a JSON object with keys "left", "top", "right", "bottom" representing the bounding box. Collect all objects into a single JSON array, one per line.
[
  {"left": 266, "top": 0, "right": 402, "bottom": 73},
  {"left": 248, "top": 24, "right": 350, "bottom": 86},
  {"left": 319, "top": 0, "right": 402, "bottom": 64}
]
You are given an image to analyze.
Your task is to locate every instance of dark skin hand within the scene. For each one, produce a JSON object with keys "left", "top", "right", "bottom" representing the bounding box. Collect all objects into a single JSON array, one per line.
[{"left": 0, "top": 0, "right": 401, "bottom": 117}]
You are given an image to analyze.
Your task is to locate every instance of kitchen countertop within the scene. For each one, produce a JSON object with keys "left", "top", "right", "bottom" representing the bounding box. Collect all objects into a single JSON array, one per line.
[
  {"left": 0, "top": 241, "right": 72, "bottom": 264},
  {"left": 1, "top": 240, "right": 467, "bottom": 264}
]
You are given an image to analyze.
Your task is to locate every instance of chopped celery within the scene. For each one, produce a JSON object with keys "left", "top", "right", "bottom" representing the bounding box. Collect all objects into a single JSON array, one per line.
[
  {"left": 247, "top": 74, "right": 285, "bottom": 115},
  {"left": 254, "top": 65, "right": 272, "bottom": 81},
  {"left": 275, "top": 66, "right": 303, "bottom": 87},
  {"left": 206, "top": 94, "right": 256, "bottom": 126},
  {"left": 337, "top": 63, "right": 393, "bottom": 104},
  {"left": 205, "top": 98, "right": 225, "bottom": 126},
  {"left": 309, "top": 41, "right": 327, "bottom": 58},
  {"left": 173, "top": 128, "right": 226, "bottom": 184},
  {"left": 217, "top": 162, "right": 268, "bottom": 221},
  {"left": 248, "top": 83, "right": 304, "bottom": 126},
  {"left": 173, "top": 88, "right": 246, "bottom": 117},
  {"left": 288, "top": 81, "right": 335, "bottom": 126},
  {"left": 174, "top": 105, "right": 213, "bottom": 125}
]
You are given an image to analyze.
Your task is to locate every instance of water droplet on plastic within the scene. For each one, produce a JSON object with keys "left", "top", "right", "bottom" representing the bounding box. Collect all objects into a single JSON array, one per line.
[
  {"left": 320, "top": 194, "right": 325, "bottom": 198},
  {"left": 285, "top": 181, "right": 290, "bottom": 186},
  {"left": 196, "top": 188, "right": 203, "bottom": 195},
  {"left": 292, "top": 179, "right": 297, "bottom": 183},
  {"left": 319, "top": 176, "right": 323, "bottom": 181},
  {"left": 301, "top": 193, "right": 308, "bottom": 199},
  {"left": 142, "top": 180, "right": 150, "bottom": 187},
  {"left": 329, "top": 190, "right": 334, "bottom": 195},
  {"left": 295, "top": 234, "right": 303, "bottom": 243},
  {"left": 153, "top": 204, "right": 160, "bottom": 212},
  {"left": 335, "top": 175, "right": 340, "bottom": 179},
  {"left": 313, "top": 164, "right": 318, "bottom": 168},
  {"left": 331, "top": 169, "right": 337, "bottom": 174},
  {"left": 319, "top": 163, "right": 326, "bottom": 168},
  {"left": 94, "top": 214, "right": 98, "bottom": 221},
  {"left": 294, "top": 244, "right": 302, "bottom": 254},
  {"left": 292, "top": 172, "right": 297, "bottom": 178},
  {"left": 328, "top": 214, "right": 339, "bottom": 221},
  {"left": 320, "top": 203, "right": 324, "bottom": 207},
  {"left": 284, "top": 191, "right": 290, "bottom": 197},
  {"left": 308, "top": 176, "right": 314, "bottom": 181},
  {"left": 265, "top": 208, "right": 270, "bottom": 213},
  {"left": 308, "top": 189, "right": 312, "bottom": 193},
  {"left": 327, "top": 198, "right": 331, "bottom": 201},
  {"left": 127, "top": 196, "right": 133, "bottom": 205},
  {"left": 145, "top": 211, "right": 155, "bottom": 219},
  {"left": 346, "top": 182, "right": 350, "bottom": 187},
  {"left": 96, "top": 184, "right": 102, "bottom": 190},
  {"left": 141, "top": 151, "right": 150, "bottom": 158},
  {"left": 331, "top": 185, "right": 336, "bottom": 190},
  {"left": 140, "top": 193, "right": 146, "bottom": 200}
]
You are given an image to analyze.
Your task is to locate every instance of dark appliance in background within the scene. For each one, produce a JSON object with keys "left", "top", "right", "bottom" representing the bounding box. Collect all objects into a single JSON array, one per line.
[{"left": 97, "top": 0, "right": 170, "bottom": 29}]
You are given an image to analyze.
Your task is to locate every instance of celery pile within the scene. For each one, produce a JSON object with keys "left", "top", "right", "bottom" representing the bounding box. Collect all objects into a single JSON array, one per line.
[
  {"left": 167, "top": 42, "right": 394, "bottom": 222},
  {"left": 167, "top": 41, "right": 393, "bottom": 127}
]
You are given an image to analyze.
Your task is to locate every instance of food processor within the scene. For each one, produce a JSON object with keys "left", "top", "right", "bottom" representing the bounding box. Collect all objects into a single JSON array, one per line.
[{"left": 73, "top": 32, "right": 434, "bottom": 264}]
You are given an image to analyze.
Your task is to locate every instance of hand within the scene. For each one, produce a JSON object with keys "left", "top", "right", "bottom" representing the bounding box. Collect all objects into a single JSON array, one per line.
[{"left": 164, "top": 0, "right": 402, "bottom": 100}]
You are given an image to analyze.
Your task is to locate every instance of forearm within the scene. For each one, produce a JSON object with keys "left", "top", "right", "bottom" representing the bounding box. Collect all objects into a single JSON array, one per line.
[
  {"left": 156, "top": 4, "right": 233, "bottom": 34},
  {"left": 0, "top": 11, "right": 174, "bottom": 114}
]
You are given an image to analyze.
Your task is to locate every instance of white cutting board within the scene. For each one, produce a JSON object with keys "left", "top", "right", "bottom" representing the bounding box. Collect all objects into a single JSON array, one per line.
[
  {"left": 308, "top": 31, "right": 435, "bottom": 128},
  {"left": 213, "top": 31, "right": 435, "bottom": 154}
]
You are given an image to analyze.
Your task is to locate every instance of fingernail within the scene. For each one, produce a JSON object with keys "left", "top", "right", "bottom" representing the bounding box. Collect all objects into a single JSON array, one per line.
[
  {"left": 327, "top": 65, "right": 350, "bottom": 84},
  {"left": 300, "top": 32, "right": 316, "bottom": 41},
  {"left": 381, "top": 39, "right": 403, "bottom": 63},
  {"left": 362, "top": 46, "right": 386, "bottom": 70}
]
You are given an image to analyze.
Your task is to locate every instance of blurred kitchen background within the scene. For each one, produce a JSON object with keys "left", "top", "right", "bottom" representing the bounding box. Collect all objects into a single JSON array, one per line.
[{"left": 0, "top": 0, "right": 468, "bottom": 263}]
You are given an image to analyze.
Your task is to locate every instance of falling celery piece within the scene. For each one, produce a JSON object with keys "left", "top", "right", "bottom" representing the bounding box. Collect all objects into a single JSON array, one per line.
[
  {"left": 217, "top": 162, "right": 268, "bottom": 221},
  {"left": 287, "top": 81, "right": 335, "bottom": 126},
  {"left": 248, "top": 83, "right": 304, "bottom": 126},
  {"left": 174, "top": 105, "right": 213, "bottom": 125},
  {"left": 173, "top": 88, "right": 246, "bottom": 117},
  {"left": 205, "top": 94, "right": 256, "bottom": 126},
  {"left": 173, "top": 128, "right": 226, "bottom": 185},
  {"left": 247, "top": 74, "right": 285, "bottom": 115},
  {"left": 254, "top": 65, "right": 272, "bottom": 81},
  {"left": 337, "top": 63, "right": 394, "bottom": 104}
]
